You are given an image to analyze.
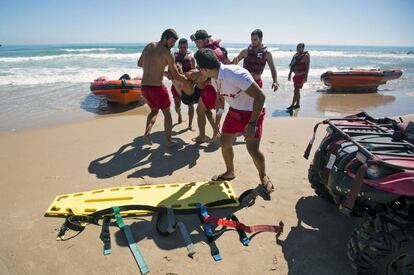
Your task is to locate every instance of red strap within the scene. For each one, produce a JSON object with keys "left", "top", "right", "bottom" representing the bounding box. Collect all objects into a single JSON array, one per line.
[
  {"left": 203, "top": 216, "right": 283, "bottom": 234},
  {"left": 342, "top": 163, "right": 368, "bottom": 211},
  {"left": 304, "top": 121, "right": 327, "bottom": 159}
]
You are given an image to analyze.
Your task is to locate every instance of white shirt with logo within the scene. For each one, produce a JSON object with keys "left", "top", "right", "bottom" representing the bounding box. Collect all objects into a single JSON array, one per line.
[{"left": 211, "top": 64, "right": 263, "bottom": 111}]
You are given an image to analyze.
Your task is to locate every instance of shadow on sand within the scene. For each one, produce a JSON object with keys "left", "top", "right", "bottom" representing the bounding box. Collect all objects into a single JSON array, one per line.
[
  {"left": 88, "top": 131, "right": 222, "bottom": 179},
  {"left": 276, "top": 196, "right": 361, "bottom": 275}
]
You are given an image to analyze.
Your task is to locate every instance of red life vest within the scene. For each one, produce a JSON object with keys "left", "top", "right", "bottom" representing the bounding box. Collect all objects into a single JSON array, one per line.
[
  {"left": 291, "top": 51, "right": 308, "bottom": 73},
  {"left": 205, "top": 40, "right": 227, "bottom": 63},
  {"left": 243, "top": 44, "right": 268, "bottom": 75},
  {"left": 174, "top": 51, "right": 193, "bottom": 73}
]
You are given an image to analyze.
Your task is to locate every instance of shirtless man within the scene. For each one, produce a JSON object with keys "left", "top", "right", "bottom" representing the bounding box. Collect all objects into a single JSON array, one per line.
[
  {"left": 137, "top": 28, "right": 187, "bottom": 147},
  {"left": 195, "top": 48, "right": 274, "bottom": 198},
  {"left": 190, "top": 29, "right": 229, "bottom": 143},
  {"left": 287, "top": 43, "right": 310, "bottom": 110},
  {"left": 232, "top": 29, "right": 279, "bottom": 91}
]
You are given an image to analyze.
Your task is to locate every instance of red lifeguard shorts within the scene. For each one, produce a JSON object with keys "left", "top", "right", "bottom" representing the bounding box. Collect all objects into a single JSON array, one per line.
[
  {"left": 255, "top": 79, "right": 263, "bottom": 88},
  {"left": 201, "top": 85, "right": 216, "bottom": 110},
  {"left": 170, "top": 85, "right": 180, "bottom": 98},
  {"left": 293, "top": 74, "right": 306, "bottom": 89},
  {"left": 141, "top": 85, "right": 171, "bottom": 109},
  {"left": 222, "top": 107, "right": 266, "bottom": 138}
]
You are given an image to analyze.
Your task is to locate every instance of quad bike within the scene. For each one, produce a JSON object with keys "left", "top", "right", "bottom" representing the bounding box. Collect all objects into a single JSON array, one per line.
[{"left": 304, "top": 112, "right": 414, "bottom": 275}]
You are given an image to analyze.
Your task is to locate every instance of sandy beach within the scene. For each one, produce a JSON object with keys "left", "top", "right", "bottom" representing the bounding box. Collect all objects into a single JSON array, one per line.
[{"left": 2, "top": 108, "right": 412, "bottom": 275}]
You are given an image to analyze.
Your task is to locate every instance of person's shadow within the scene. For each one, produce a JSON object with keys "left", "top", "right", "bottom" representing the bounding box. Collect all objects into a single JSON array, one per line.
[
  {"left": 88, "top": 131, "right": 205, "bottom": 179},
  {"left": 277, "top": 196, "right": 361, "bottom": 275}
]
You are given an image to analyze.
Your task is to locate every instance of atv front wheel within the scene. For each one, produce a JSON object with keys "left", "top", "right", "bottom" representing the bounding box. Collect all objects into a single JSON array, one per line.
[{"left": 348, "top": 211, "right": 414, "bottom": 275}]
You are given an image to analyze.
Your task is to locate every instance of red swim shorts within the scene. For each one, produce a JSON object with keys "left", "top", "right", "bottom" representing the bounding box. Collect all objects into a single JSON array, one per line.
[
  {"left": 293, "top": 74, "right": 306, "bottom": 89},
  {"left": 222, "top": 107, "right": 266, "bottom": 138},
  {"left": 170, "top": 85, "right": 180, "bottom": 98},
  {"left": 141, "top": 85, "right": 171, "bottom": 109},
  {"left": 201, "top": 85, "right": 216, "bottom": 110},
  {"left": 255, "top": 79, "right": 263, "bottom": 88}
]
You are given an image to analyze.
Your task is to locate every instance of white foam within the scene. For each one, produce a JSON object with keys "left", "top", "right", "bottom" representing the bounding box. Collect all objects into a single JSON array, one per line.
[
  {"left": 62, "top": 48, "right": 116, "bottom": 52},
  {"left": 268, "top": 50, "right": 414, "bottom": 59},
  {"left": 0, "top": 53, "right": 141, "bottom": 63},
  {"left": 0, "top": 67, "right": 144, "bottom": 86}
]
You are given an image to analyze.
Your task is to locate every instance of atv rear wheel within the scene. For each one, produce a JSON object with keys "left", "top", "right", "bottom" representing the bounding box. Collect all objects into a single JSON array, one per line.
[
  {"left": 308, "top": 164, "right": 334, "bottom": 203},
  {"left": 348, "top": 211, "right": 414, "bottom": 275}
]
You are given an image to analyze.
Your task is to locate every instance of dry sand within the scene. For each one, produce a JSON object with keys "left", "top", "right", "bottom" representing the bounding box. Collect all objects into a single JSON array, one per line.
[{"left": 1, "top": 110, "right": 413, "bottom": 275}]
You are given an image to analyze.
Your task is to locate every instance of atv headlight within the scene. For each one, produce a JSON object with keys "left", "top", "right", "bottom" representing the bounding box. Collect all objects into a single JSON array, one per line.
[
  {"left": 365, "top": 164, "right": 400, "bottom": 180},
  {"left": 366, "top": 164, "right": 381, "bottom": 179}
]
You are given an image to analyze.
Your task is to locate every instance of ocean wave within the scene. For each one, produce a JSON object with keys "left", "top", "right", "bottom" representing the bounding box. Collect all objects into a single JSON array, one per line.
[
  {"left": 0, "top": 53, "right": 140, "bottom": 63},
  {"left": 0, "top": 67, "right": 143, "bottom": 86},
  {"left": 62, "top": 48, "right": 117, "bottom": 52},
  {"left": 0, "top": 65, "right": 341, "bottom": 86},
  {"left": 268, "top": 50, "right": 414, "bottom": 59}
]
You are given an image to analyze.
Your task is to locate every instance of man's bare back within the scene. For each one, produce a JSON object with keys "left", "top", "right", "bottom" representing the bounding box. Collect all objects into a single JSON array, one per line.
[{"left": 140, "top": 42, "right": 172, "bottom": 86}]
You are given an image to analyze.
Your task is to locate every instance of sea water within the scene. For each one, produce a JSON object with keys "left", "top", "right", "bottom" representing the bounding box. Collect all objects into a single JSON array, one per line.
[{"left": 0, "top": 43, "right": 413, "bottom": 131}]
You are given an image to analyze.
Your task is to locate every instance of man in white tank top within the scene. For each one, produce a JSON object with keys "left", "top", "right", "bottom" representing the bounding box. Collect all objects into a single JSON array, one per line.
[{"left": 194, "top": 48, "right": 274, "bottom": 198}]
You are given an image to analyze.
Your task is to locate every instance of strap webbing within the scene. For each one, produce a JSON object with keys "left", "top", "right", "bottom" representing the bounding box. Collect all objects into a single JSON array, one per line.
[
  {"left": 341, "top": 163, "right": 368, "bottom": 213},
  {"left": 203, "top": 216, "right": 284, "bottom": 234},
  {"left": 176, "top": 221, "right": 196, "bottom": 257},
  {"left": 198, "top": 204, "right": 222, "bottom": 261},
  {"left": 113, "top": 206, "right": 149, "bottom": 274},
  {"left": 100, "top": 216, "right": 112, "bottom": 255}
]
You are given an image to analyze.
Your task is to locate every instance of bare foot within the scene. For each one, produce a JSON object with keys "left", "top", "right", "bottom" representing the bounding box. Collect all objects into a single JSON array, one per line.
[
  {"left": 211, "top": 172, "right": 235, "bottom": 181},
  {"left": 191, "top": 135, "right": 210, "bottom": 144},
  {"left": 260, "top": 175, "right": 274, "bottom": 194},
  {"left": 144, "top": 134, "right": 152, "bottom": 146},
  {"left": 210, "top": 132, "right": 221, "bottom": 143},
  {"left": 187, "top": 126, "right": 196, "bottom": 132}
]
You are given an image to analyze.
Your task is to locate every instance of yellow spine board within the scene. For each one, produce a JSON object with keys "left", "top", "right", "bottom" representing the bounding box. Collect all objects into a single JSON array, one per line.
[{"left": 46, "top": 181, "right": 239, "bottom": 216}]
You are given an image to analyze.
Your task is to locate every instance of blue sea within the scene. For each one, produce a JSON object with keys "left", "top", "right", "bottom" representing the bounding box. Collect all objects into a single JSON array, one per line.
[{"left": 0, "top": 43, "right": 413, "bottom": 132}]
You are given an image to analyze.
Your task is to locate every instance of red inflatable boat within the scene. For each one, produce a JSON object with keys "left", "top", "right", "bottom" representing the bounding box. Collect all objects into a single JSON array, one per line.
[
  {"left": 90, "top": 75, "right": 142, "bottom": 105},
  {"left": 320, "top": 69, "right": 402, "bottom": 92}
]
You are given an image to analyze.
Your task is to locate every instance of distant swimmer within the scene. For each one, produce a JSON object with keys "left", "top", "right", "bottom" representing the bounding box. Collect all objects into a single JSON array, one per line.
[
  {"left": 287, "top": 43, "right": 310, "bottom": 110},
  {"left": 137, "top": 28, "right": 187, "bottom": 147},
  {"left": 232, "top": 29, "right": 279, "bottom": 91}
]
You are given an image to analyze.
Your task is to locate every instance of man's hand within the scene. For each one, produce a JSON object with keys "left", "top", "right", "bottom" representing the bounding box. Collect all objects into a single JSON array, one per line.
[
  {"left": 288, "top": 75, "right": 291, "bottom": 81},
  {"left": 271, "top": 82, "right": 279, "bottom": 92},
  {"left": 244, "top": 123, "right": 256, "bottom": 140}
]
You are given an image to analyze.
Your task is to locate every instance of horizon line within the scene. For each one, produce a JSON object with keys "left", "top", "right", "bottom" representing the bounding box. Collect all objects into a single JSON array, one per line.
[{"left": 1, "top": 42, "right": 414, "bottom": 48}]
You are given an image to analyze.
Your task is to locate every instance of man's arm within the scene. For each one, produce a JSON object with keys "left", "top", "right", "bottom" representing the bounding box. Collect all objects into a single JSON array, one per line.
[
  {"left": 231, "top": 49, "right": 247, "bottom": 65},
  {"left": 166, "top": 53, "right": 187, "bottom": 82},
  {"left": 304, "top": 54, "right": 310, "bottom": 83},
  {"left": 190, "top": 56, "right": 196, "bottom": 70},
  {"left": 266, "top": 51, "right": 279, "bottom": 91},
  {"left": 243, "top": 82, "right": 265, "bottom": 140},
  {"left": 137, "top": 44, "right": 149, "bottom": 68},
  {"left": 288, "top": 55, "right": 295, "bottom": 81}
]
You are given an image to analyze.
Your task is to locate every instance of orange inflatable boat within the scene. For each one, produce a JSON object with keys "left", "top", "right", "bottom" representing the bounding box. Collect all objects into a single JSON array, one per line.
[
  {"left": 90, "top": 74, "right": 142, "bottom": 105},
  {"left": 320, "top": 69, "right": 402, "bottom": 92}
]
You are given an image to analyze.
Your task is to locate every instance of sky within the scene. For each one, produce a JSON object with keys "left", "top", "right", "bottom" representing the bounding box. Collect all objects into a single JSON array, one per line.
[{"left": 1, "top": 0, "right": 413, "bottom": 46}]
